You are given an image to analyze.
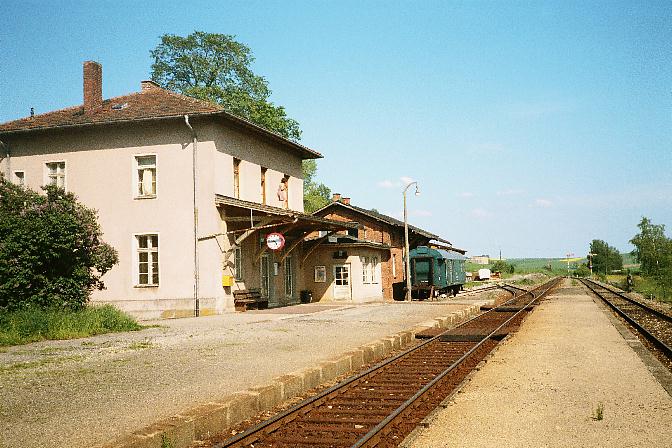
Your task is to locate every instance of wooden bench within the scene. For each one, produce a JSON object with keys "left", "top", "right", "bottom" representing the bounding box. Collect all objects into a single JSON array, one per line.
[{"left": 233, "top": 288, "right": 268, "bottom": 312}]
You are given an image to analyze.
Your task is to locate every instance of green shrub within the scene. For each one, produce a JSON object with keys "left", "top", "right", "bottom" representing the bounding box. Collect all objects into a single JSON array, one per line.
[
  {"left": 491, "top": 260, "right": 515, "bottom": 274},
  {"left": 0, "top": 177, "right": 118, "bottom": 311},
  {"left": 574, "top": 264, "right": 591, "bottom": 278},
  {"left": 0, "top": 305, "right": 141, "bottom": 346}
]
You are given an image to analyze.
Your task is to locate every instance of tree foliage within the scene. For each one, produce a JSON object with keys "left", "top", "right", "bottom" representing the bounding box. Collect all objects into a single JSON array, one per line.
[
  {"left": 589, "top": 239, "right": 623, "bottom": 274},
  {"left": 302, "top": 160, "right": 332, "bottom": 213},
  {"left": 150, "top": 31, "right": 301, "bottom": 141},
  {"left": 630, "top": 217, "right": 671, "bottom": 276},
  {"left": 0, "top": 177, "right": 118, "bottom": 311},
  {"left": 630, "top": 217, "right": 672, "bottom": 295}
]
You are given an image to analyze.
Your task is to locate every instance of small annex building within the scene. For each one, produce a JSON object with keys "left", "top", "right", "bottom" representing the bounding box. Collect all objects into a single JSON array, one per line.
[
  {"left": 0, "top": 61, "right": 355, "bottom": 319},
  {"left": 309, "top": 195, "right": 465, "bottom": 301}
]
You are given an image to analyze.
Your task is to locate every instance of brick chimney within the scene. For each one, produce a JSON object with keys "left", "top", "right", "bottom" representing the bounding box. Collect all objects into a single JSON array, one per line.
[
  {"left": 141, "top": 80, "right": 161, "bottom": 91},
  {"left": 332, "top": 193, "right": 341, "bottom": 202},
  {"left": 83, "top": 61, "right": 103, "bottom": 113},
  {"left": 341, "top": 197, "right": 351, "bottom": 205}
]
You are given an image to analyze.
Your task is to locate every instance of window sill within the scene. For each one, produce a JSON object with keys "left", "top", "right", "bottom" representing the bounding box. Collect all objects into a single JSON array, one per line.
[
  {"left": 135, "top": 195, "right": 157, "bottom": 200},
  {"left": 134, "top": 284, "right": 159, "bottom": 288}
]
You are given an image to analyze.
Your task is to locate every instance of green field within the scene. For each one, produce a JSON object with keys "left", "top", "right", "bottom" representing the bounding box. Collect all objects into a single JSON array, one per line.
[
  {"left": 466, "top": 258, "right": 586, "bottom": 275},
  {"left": 466, "top": 253, "right": 639, "bottom": 276}
]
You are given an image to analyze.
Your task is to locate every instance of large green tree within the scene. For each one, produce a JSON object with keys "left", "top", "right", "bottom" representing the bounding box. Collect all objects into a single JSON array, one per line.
[
  {"left": 589, "top": 239, "right": 623, "bottom": 274},
  {"left": 0, "top": 177, "right": 118, "bottom": 310},
  {"left": 150, "top": 31, "right": 332, "bottom": 210},
  {"left": 630, "top": 217, "right": 671, "bottom": 276},
  {"left": 150, "top": 31, "right": 301, "bottom": 141}
]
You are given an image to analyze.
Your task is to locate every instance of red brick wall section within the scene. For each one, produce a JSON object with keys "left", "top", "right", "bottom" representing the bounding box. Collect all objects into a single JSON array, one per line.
[
  {"left": 83, "top": 61, "right": 103, "bottom": 113},
  {"left": 314, "top": 207, "right": 408, "bottom": 300}
]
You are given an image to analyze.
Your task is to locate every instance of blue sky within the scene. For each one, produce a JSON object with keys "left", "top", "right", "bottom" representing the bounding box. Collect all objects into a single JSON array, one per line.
[{"left": 1, "top": 1, "right": 670, "bottom": 258}]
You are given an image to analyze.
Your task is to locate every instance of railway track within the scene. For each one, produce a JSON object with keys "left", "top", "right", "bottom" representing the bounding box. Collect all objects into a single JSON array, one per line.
[
  {"left": 214, "top": 277, "right": 560, "bottom": 448},
  {"left": 580, "top": 278, "right": 672, "bottom": 364}
]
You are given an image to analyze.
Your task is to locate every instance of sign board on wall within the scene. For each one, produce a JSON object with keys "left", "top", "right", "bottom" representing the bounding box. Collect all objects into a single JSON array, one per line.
[{"left": 266, "top": 232, "right": 285, "bottom": 251}]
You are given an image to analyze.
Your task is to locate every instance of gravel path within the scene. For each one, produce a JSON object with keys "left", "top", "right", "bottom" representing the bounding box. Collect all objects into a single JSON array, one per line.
[
  {"left": 407, "top": 279, "right": 672, "bottom": 448},
  {"left": 0, "top": 298, "right": 491, "bottom": 448}
]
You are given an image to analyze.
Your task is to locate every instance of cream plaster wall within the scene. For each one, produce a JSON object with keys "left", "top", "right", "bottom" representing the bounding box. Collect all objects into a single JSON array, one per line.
[
  {"left": 198, "top": 120, "right": 305, "bottom": 212},
  {"left": 1, "top": 116, "right": 311, "bottom": 319},
  {"left": 304, "top": 248, "right": 385, "bottom": 303}
]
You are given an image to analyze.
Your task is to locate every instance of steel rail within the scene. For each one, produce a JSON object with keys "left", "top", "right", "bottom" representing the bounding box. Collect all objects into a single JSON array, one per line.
[
  {"left": 580, "top": 279, "right": 672, "bottom": 359},
  {"left": 352, "top": 278, "right": 559, "bottom": 447},
  {"left": 215, "top": 278, "right": 559, "bottom": 448}
]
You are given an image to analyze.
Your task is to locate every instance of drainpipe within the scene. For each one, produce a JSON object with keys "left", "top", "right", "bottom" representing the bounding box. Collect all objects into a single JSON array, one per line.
[
  {"left": 184, "top": 115, "right": 200, "bottom": 317},
  {"left": 0, "top": 139, "right": 9, "bottom": 179}
]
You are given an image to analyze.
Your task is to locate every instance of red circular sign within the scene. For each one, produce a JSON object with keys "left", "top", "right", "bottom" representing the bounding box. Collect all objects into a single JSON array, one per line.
[{"left": 266, "top": 232, "right": 286, "bottom": 251}]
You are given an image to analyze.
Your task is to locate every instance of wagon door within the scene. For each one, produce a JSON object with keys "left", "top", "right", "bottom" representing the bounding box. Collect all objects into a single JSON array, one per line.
[{"left": 412, "top": 258, "right": 432, "bottom": 286}]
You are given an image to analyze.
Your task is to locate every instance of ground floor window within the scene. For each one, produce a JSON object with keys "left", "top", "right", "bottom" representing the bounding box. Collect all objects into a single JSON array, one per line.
[
  {"left": 136, "top": 234, "right": 159, "bottom": 286},
  {"left": 372, "top": 256, "right": 379, "bottom": 283},
  {"left": 234, "top": 247, "right": 243, "bottom": 280},
  {"left": 284, "top": 256, "right": 294, "bottom": 297}
]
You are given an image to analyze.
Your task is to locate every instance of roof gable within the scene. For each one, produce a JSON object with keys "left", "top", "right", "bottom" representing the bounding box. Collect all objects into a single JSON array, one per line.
[
  {"left": 0, "top": 82, "right": 321, "bottom": 159},
  {"left": 312, "top": 201, "right": 441, "bottom": 241}
]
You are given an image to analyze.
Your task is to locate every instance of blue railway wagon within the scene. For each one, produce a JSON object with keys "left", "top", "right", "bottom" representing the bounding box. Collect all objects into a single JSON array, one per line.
[{"left": 409, "top": 246, "right": 466, "bottom": 299}]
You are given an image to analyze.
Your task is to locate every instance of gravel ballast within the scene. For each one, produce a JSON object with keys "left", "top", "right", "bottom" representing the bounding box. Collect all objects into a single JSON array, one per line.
[
  {"left": 406, "top": 279, "right": 672, "bottom": 448},
  {"left": 0, "top": 297, "right": 491, "bottom": 448}
]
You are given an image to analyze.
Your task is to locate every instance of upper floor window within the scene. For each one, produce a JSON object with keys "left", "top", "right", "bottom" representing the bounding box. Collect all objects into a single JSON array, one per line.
[
  {"left": 233, "top": 158, "right": 241, "bottom": 199},
  {"left": 135, "top": 155, "right": 156, "bottom": 198},
  {"left": 260, "top": 167, "right": 267, "bottom": 205},
  {"left": 13, "top": 171, "right": 25, "bottom": 187},
  {"left": 277, "top": 175, "right": 289, "bottom": 209},
  {"left": 45, "top": 161, "right": 66, "bottom": 189}
]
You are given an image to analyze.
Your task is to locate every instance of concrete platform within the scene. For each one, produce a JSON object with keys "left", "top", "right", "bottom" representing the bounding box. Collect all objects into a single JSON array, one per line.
[
  {"left": 0, "top": 297, "right": 493, "bottom": 448},
  {"left": 405, "top": 278, "right": 672, "bottom": 448}
]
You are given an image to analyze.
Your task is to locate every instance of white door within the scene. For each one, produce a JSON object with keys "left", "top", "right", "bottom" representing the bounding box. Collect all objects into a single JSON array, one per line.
[{"left": 333, "top": 264, "right": 352, "bottom": 300}]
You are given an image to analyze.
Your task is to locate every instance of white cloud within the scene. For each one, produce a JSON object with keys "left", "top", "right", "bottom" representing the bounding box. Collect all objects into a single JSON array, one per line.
[
  {"left": 470, "top": 208, "right": 493, "bottom": 219},
  {"left": 533, "top": 198, "right": 553, "bottom": 208},
  {"left": 400, "top": 176, "right": 415, "bottom": 186},
  {"left": 497, "top": 188, "right": 525, "bottom": 196},
  {"left": 377, "top": 179, "right": 396, "bottom": 188}
]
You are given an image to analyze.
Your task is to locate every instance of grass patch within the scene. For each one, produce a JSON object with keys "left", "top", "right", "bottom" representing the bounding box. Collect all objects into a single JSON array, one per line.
[
  {"left": 127, "top": 339, "right": 153, "bottom": 350},
  {"left": 0, "top": 305, "right": 142, "bottom": 347},
  {"left": 592, "top": 402, "right": 604, "bottom": 421}
]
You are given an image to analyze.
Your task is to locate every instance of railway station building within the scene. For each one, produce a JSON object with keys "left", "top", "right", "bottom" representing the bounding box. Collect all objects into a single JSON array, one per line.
[
  {"left": 310, "top": 196, "right": 466, "bottom": 301},
  {"left": 0, "top": 61, "right": 355, "bottom": 319}
]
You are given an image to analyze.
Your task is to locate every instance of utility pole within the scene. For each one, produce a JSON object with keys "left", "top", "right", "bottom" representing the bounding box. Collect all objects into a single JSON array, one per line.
[{"left": 403, "top": 181, "right": 420, "bottom": 301}]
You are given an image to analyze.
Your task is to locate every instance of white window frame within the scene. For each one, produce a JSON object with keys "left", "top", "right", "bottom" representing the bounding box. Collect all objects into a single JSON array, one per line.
[
  {"left": 361, "top": 256, "right": 371, "bottom": 284},
  {"left": 13, "top": 170, "right": 26, "bottom": 187},
  {"left": 133, "top": 154, "right": 157, "bottom": 199},
  {"left": 44, "top": 160, "right": 66, "bottom": 190},
  {"left": 133, "top": 233, "right": 160, "bottom": 287},
  {"left": 372, "top": 256, "right": 379, "bottom": 284},
  {"left": 392, "top": 254, "right": 397, "bottom": 278}
]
